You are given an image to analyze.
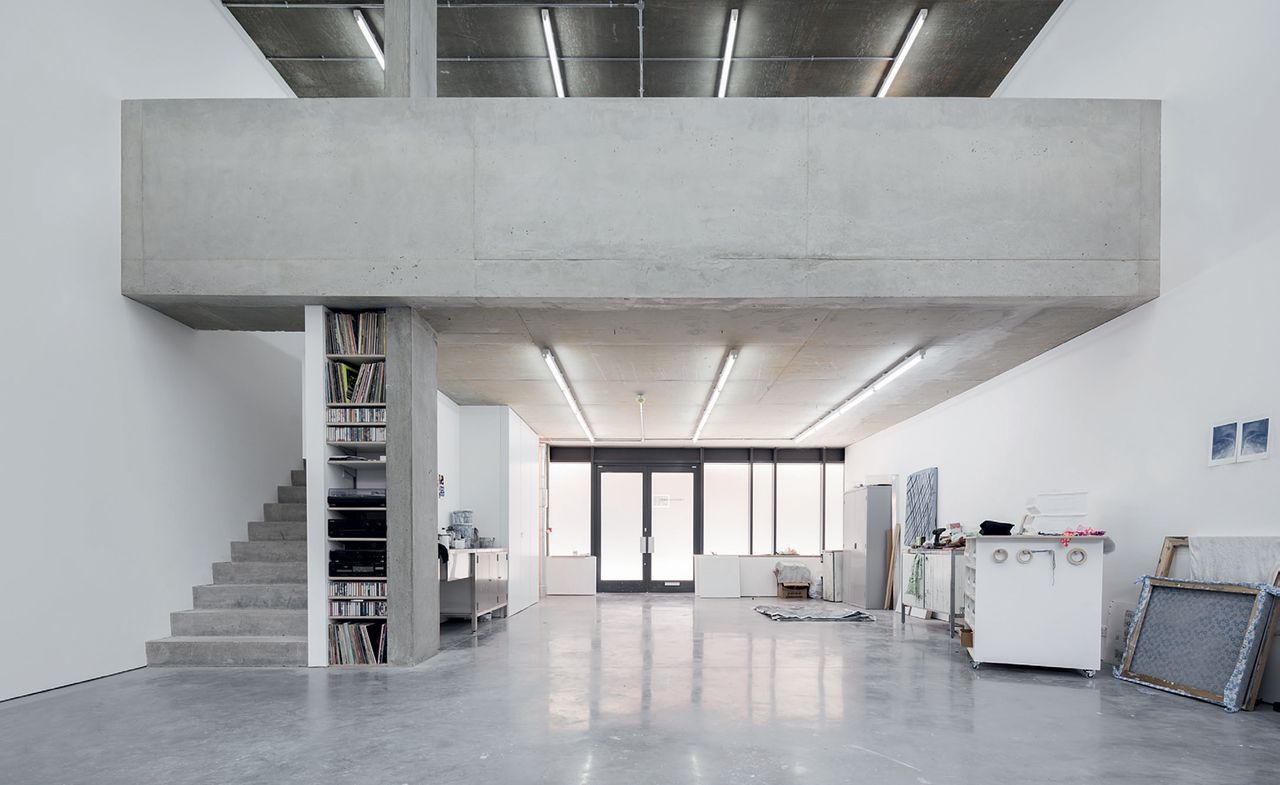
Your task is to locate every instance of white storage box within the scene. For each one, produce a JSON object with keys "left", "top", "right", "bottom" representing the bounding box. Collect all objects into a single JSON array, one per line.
[
  {"left": 1028, "top": 513, "right": 1089, "bottom": 532},
  {"left": 1028, "top": 491, "right": 1088, "bottom": 516}
]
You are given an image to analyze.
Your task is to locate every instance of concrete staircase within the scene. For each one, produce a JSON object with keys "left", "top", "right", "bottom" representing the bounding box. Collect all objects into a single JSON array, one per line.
[{"left": 146, "top": 468, "right": 308, "bottom": 666}]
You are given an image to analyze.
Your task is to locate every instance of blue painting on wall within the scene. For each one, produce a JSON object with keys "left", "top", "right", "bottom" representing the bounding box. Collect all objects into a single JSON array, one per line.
[
  {"left": 1239, "top": 418, "right": 1270, "bottom": 462},
  {"left": 1209, "top": 422, "right": 1238, "bottom": 466}
]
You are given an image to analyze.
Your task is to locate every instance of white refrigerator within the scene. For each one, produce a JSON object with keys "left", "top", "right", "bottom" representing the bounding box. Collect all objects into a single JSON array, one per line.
[{"left": 841, "top": 484, "right": 894, "bottom": 609}]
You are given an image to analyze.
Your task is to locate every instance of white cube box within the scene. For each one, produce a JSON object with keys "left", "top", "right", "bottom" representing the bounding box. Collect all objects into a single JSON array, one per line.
[{"left": 964, "top": 535, "right": 1105, "bottom": 675}]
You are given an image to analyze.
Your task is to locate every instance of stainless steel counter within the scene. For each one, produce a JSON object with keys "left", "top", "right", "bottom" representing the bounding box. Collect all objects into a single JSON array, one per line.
[{"left": 440, "top": 548, "right": 509, "bottom": 632}]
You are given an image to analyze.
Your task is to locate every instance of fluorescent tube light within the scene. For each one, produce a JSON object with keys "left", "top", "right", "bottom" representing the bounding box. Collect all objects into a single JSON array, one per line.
[
  {"left": 692, "top": 349, "right": 739, "bottom": 442},
  {"left": 795, "top": 350, "right": 926, "bottom": 442},
  {"left": 871, "top": 350, "right": 925, "bottom": 391},
  {"left": 353, "top": 9, "right": 385, "bottom": 71},
  {"left": 542, "top": 9, "right": 566, "bottom": 98},
  {"left": 543, "top": 349, "right": 593, "bottom": 441},
  {"left": 717, "top": 9, "right": 740, "bottom": 98},
  {"left": 875, "top": 8, "right": 927, "bottom": 97}
]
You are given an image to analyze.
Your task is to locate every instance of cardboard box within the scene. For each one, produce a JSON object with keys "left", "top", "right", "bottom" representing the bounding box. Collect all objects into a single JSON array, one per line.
[
  {"left": 959, "top": 627, "right": 974, "bottom": 648},
  {"left": 778, "top": 582, "right": 809, "bottom": 599}
]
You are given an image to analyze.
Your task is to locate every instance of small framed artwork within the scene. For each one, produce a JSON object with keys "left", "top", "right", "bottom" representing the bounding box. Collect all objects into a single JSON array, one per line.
[
  {"left": 1238, "top": 418, "right": 1270, "bottom": 462},
  {"left": 1209, "top": 421, "right": 1238, "bottom": 466}
]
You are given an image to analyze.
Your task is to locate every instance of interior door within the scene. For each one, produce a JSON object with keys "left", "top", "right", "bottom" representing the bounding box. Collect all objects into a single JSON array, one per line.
[
  {"left": 598, "top": 470, "right": 646, "bottom": 591},
  {"left": 594, "top": 465, "right": 699, "bottom": 592},
  {"left": 648, "top": 470, "right": 695, "bottom": 591}
]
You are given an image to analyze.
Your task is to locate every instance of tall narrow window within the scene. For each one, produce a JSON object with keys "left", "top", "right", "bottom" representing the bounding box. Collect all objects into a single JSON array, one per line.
[
  {"left": 751, "top": 462, "right": 774, "bottom": 554},
  {"left": 776, "top": 463, "right": 822, "bottom": 554},
  {"left": 824, "top": 463, "right": 845, "bottom": 550},
  {"left": 547, "top": 462, "right": 591, "bottom": 556},
  {"left": 703, "top": 463, "right": 750, "bottom": 555}
]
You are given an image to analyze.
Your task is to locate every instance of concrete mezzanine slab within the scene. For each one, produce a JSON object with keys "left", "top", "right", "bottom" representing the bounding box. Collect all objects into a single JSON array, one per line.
[{"left": 121, "top": 97, "right": 1159, "bottom": 330}]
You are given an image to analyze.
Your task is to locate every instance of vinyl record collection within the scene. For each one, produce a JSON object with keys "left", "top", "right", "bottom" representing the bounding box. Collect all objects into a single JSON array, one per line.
[
  {"left": 326, "top": 407, "right": 386, "bottom": 424},
  {"left": 326, "top": 361, "right": 385, "bottom": 404},
  {"left": 327, "top": 425, "right": 386, "bottom": 443},
  {"left": 329, "top": 599, "right": 388, "bottom": 617},
  {"left": 326, "top": 310, "right": 391, "bottom": 666},
  {"left": 329, "top": 580, "right": 386, "bottom": 598},
  {"left": 326, "top": 311, "right": 386, "bottom": 356},
  {"left": 329, "top": 621, "right": 386, "bottom": 665}
]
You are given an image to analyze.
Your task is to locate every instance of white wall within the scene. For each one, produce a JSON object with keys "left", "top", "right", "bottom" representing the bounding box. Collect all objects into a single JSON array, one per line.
[
  {"left": 458, "top": 406, "right": 541, "bottom": 615},
  {"left": 0, "top": 0, "right": 299, "bottom": 700},
  {"left": 996, "top": 0, "right": 1280, "bottom": 293},
  {"left": 459, "top": 407, "right": 506, "bottom": 544},
  {"left": 437, "top": 392, "right": 461, "bottom": 525},
  {"left": 506, "top": 410, "right": 541, "bottom": 614},
  {"left": 845, "top": 0, "right": 1280, "bottom": 645}
]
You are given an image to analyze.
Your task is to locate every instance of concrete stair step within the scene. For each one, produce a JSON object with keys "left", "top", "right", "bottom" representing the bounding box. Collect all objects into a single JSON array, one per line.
[
  {"left": 146, "top": 636, "right": 306, "bottom": 667},
  {"left": 213, "top": 561, "right": 306, "bottom": 584},
  {"left": 290, "top": 469, "right": 306, "bottom": 487},
  {"left": 194, "top": 583, "right": 307, "bottom": 609},
  {"left": 264, "top": 502, "right": 307, "bottom": 521},
  {"left": 276, "top": 485, "right": 307, "bottom": 503},
  {"left": 231, "top": 540, "right": 306, "bottom": 562},
  {"left": 248, "top": 520, "right": 307, "bottom": 541},
  {"left": 171, "top": 609, "right": 307, "bottom": 637}
]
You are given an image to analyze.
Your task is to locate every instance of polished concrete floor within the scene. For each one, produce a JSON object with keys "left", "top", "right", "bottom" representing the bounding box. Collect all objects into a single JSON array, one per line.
[{"left": 2, "top": 595, "right": 1278, "bottom": 784}]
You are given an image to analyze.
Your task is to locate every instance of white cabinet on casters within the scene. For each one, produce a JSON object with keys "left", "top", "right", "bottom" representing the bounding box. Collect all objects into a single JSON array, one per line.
[{"left": 963, "top": 535, "right": 1105, "bottom": 677}]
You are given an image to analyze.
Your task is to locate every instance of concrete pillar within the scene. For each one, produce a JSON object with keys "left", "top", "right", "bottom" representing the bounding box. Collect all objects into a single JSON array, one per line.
[
  {"left": 385, "top": 307, "right": 440, "bottom": 665},
  {"left": 384, "top": 0, "right": 437, "bottom": 98}
]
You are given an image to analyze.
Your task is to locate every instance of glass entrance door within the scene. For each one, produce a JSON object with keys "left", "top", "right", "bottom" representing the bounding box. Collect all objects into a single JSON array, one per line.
[{"left": 595, "top": 465, "right": 699, "bottom": 592}]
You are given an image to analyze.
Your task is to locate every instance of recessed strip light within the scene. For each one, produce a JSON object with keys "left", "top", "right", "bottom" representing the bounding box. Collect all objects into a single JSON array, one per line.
[
  {"left": 543, "top": 349, "right": 593, "bottom": 441},
  {"left": 352, "top": 9, "right": 385, "bottom": 71},
  {"left": 692, "top": 349, "right": 739, "bottom": 442},
  {"left": 541, "top": 9, "right": 566, "bottom": 98},
  {"left": 717, "top": 9, "right": 740, "bottom": 98},
  {"left": 794, "top": 350, "right": 926, "bottom": 442},
  {"left": 875, "top": 8, "right": 927, "bottom": 97}
]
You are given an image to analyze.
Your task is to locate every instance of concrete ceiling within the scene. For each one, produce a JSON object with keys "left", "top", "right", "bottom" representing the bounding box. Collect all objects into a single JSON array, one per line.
[
  {"left": 424, "top": 300, "right": 1124, "bottom": 447},
  {"left": 226, "top": 0, "right": 1062, "bottom": 98}
]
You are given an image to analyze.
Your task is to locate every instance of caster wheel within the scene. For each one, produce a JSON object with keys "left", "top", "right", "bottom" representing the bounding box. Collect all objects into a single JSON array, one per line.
[
  {"left": 1080, "top": 669, "right": 1097, "bottom": 679},
  {"left": 970, "top": 661, "right": 982, "bottom": 671}
]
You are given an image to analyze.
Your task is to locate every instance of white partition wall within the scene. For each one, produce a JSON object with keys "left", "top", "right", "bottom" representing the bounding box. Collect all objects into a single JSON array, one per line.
[
  {"left": 506, "top": 409, "right": 540, "bottom": 614},
  {"left": 457, "top": 406, "right": 540, "bottom": 615}
]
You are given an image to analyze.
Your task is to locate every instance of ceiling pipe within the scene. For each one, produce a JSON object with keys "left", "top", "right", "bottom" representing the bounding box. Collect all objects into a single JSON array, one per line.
[{"left": 875, "top": 8, "right": 928, "bottom": 97}]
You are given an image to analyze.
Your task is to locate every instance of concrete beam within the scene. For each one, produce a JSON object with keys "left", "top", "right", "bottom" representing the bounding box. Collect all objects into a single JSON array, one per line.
[
  {"left": 385, "top": 307, "right": 439, "bottom": 665},
  {"left": 121, "top": 97, "right": 1160, "bottom": 328},
  {"left": 383, "top": 0, "right": 437, "bottom": 98}
]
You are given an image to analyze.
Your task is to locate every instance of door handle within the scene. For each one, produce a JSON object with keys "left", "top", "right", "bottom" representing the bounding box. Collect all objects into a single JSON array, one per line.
[{"left": 640, "top": 536, "right": 655, "bottom": 554}]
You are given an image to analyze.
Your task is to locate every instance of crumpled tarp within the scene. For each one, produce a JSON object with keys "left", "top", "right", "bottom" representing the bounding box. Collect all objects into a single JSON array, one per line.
[{"left": 754, "top": 604, "right": 876, "bottom": 622}]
